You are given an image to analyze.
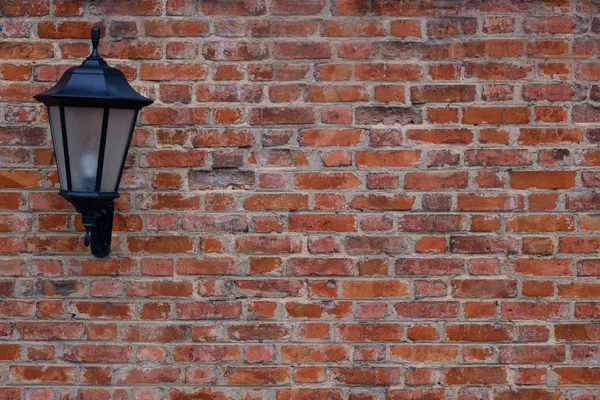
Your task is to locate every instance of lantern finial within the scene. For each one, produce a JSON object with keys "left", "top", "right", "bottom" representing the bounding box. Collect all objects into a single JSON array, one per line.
[{"left": 88, "top": 26, "right": 101, "bottom": 60}]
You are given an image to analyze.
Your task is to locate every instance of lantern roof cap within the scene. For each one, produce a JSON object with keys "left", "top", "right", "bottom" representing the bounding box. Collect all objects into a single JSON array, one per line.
[{"left": 34, "top": 27, "right": 153, "bottom": 109}]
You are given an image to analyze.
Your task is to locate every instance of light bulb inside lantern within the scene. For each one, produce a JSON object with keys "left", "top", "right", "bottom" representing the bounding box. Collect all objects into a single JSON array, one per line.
[{"left": 80, "top": 152, "right": 98, "bottom": 191}]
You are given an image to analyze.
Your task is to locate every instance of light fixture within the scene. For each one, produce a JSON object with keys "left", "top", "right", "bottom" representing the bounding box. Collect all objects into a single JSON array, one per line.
[{"left": 34, "top": 27, "right": 152, "bottom": 257}]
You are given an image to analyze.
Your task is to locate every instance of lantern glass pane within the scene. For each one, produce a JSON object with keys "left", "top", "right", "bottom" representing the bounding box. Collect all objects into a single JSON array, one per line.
[
  {"left": 48, "top": 106, "right": 68, "bottom": 191},
  {"left": 64, "top": 107, "right": 104, "bottom": 192},
  {"left": 100, "top": 108, "right": 137, "bottom": 192}
]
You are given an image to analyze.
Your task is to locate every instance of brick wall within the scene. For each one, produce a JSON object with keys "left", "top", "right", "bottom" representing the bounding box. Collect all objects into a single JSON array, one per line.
[{"left": 1, "top": 0, "right": 600, "bottom": 398}]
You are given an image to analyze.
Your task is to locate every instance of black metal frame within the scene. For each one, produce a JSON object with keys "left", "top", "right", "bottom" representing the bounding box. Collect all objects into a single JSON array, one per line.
[
  {"left": 58, "top": 106, "right": 72, "bottom": 189},
  {"left": 34, "top": 27, "right": 152, "bottom": 258},
  {"left": 114, "top": 109, "right": 139, "bottom": 193},
  {"left": 95, "top": 107, "right": 110, "bottom": 192}
]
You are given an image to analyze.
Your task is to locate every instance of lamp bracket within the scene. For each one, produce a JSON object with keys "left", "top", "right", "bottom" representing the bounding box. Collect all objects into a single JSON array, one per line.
[
  {"left": 59, "top": 191, "right": 117, "bottom": 258},
  {"left": 85, "top": 202, "right": 114, "bottom": 258}
]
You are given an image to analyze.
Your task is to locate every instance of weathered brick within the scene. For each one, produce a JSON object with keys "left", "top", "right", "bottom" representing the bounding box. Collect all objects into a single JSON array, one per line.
[{"left": 0, "top": 3, "right": 596, "bottom": 394}]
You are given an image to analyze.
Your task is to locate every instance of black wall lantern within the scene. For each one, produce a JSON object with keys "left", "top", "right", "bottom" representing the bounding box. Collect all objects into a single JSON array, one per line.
[{"left": 34, "top": 27, "right": 152, "bottom": 257}]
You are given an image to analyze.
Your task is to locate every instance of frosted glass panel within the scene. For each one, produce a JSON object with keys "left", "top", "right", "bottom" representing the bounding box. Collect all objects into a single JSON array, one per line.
[
  {"left": 64, "top": 107, "right": 103, "bottom": 192},
  {"left": 101, "top": 109, "right": 136, "bottom": 192},
  {"left": 48, "top": 106, "right": 68, "bottom": 191}
]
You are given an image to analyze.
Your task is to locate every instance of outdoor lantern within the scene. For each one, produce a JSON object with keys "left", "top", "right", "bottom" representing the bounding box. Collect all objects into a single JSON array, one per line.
[{"left": 34, "top": 27, "right": 153, "bottom": 257}]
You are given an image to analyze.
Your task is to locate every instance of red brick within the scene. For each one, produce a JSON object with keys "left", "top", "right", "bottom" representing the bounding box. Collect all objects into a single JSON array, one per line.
[
  {"left": 117, "top": 366, "right": 179, "bottom": 384},
  {"left": 356, "top": 150, "right": 421, "bottom": 167},
  {"left": 345, "top": 236, "right": 411, "bottom": 255},
  {"left": 405, "top": 172, "right": 468, "bottom": 190},
  {"left": 127, "top": 236, "right": 193, "bottom": 254},
  {"left": 450, "top": 236, "right": 519, "bottom": 254},
  {"left": 307, "top": 85, "right": 367, "bottom": 102},
  {"left": 38, "top": 23, "right": 97, "bottom": 41},
  {"left": 98, "top": 41, "right": 160, "bottom": 59},
  {"left": 332, "top": 367, "right": 400, "bottom": 385},
  {"left": 522, "top": 83, "right": 579, "bottom": 101},
  {"left": 250, "top": 107, "right": 314, "bottom": 125},
  {"left": 295, "top": 172, "right": 359, "bottom": 190},
  {"left": 339, "top": 42, "right": 379, "bottom": 59},
  {"left": 520, "top": 128, "right": 582, "bottom": 145},
  {"left": 463, "top": 106, "right": 530, "bottom": 124},
  {"left": 399, "top": 215, "right": 464, "bottom": 233},
  {"left": 315, "top": 64, "right": 353, "bottom": 81},
  {"left": 524, "top": 16, "right": 575, "bottom": 33},
  {"left": 54, "top": 0, "right": 84, "bottom": 17},
  {"left": 466, "top": 62, "right": 533, "bottom": 80},
  {"left": 274, "top": 42, "right": 331, "bottom": 59},
  {"left": 501, "top": 302, "right": 568, "bottom": 319},
  {"left": 140, "top": 63, "right": 206, "bottom": 81},
  {"left": 508, "top": 258, "right": 572, "bottom": 276},
  {"left": 16, "top": 322, "right": 84, "bottom": 340},
  {"left": 4, "top": 0, "right": 49, "bottom": 15},
  {"left": 121, "top": 324, "right": 186, "bottom": 342},
  {"left": 142, "top": 107, "right": 209, "bottom": 125},
  {"left": 143, "top": 20, "right": 208, "bottom": 37},
  {"left": 452, "top": 279, "right": 517, "bottom": 298},
  {"left": 391, "top": 345, "right": 458, "bottom": 362},
  {"left": 342, "top": 280, "right": 409, "bottom": 298},
  {"left": 127, "top": 282, "right": 193, "bottom": 297},
  {"left": 391, "top": 20, "right": 422, "bottom": 38},
  {"left": 408, "top": 128, "right": 473, "bottom": 145},
  {"left": 338, "top": 324, "right": 402, "bottom": 341},
  {"left": 411, "top": 85, "right": 476, "bottom": 103},
  {"left": 288, "top": 258, "right": 353, "bottom": 276},
  {"left": 428, "top": 107, "right": 459, "bottom": 123},
  {"left": 332, "top": 0, "right": 367, "bottom": 14},
  {"left": 10, "top": 365, "right": 76, "bottom": 383},
  {"left": 511, "top": 171, "right": 576, "bottom": 189},
  {"left": 428, "top": 63, "right": 460, "bottom": 80},
  {"left": 289, "top": 214, "right": 356, "bottom": 232},
  {"left": 444, "top": 367, "right": 507, "bottom": 385},
  {"left": 0, "top": 344, "right": 20, "bottom": 360},
  {"left": 201, "top": 0, "right": 265, "bottom": 15},
  {"left": 64, "top": 344, "right": 132, "bottom": 362},
  {"left": 324, "top": 20, "right": 382, "bottom": 37},
  {"left": 299, "top": 128, "right": 363, "bottom": 146},
  {"left": 236, "top": 235, "right": 302, "bottom": 254},
  {"left": 355, "top": 64, "right": 421, "bottom": 81}
]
